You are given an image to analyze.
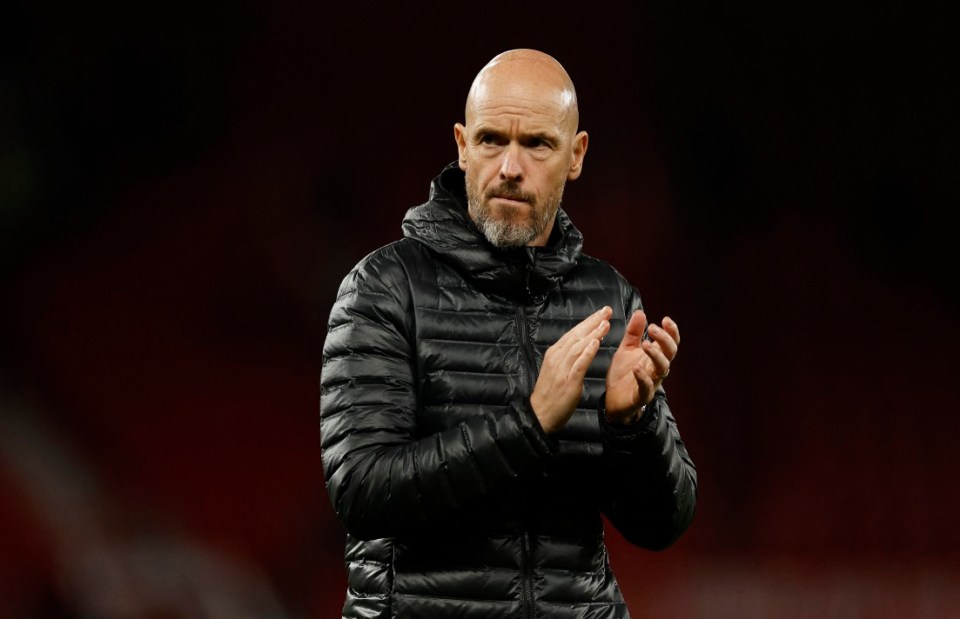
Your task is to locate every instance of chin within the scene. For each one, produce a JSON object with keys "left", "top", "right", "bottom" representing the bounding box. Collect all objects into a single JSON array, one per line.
[{"left": 489, "top": 199, "right": 529, "bottom": 216}]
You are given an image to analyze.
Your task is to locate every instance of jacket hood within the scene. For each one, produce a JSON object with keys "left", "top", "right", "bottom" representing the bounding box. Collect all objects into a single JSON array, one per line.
[{"left": 401, "top": 162, "right": 584, "bottom": 300}]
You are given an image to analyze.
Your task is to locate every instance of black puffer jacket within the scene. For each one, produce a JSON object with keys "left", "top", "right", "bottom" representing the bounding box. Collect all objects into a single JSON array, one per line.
[{"left": 321, "top": 163, "right": 696, "bottom": 618}]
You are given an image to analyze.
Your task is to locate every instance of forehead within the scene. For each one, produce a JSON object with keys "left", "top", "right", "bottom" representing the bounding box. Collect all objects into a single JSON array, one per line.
[
  {"left": 467, "top": 73, "right": 576, "bottom": 132},
  {"left": 470, "top": 99, "right": 568, "bottom": 133}
]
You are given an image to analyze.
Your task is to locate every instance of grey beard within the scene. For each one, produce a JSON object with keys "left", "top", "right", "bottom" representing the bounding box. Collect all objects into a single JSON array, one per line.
[{"left": 467, "top": 184, "right": 564, "bottom": 248}]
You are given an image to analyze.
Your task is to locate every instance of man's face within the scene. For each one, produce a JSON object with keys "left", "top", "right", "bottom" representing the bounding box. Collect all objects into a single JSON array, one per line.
[{"left": 455, "top": 67, "right": 587, "bottom": 247}]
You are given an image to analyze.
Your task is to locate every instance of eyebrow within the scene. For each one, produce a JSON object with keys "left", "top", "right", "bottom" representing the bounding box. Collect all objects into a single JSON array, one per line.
[{"left": 472, "top": 126, "right": 560, "bottom": 143}]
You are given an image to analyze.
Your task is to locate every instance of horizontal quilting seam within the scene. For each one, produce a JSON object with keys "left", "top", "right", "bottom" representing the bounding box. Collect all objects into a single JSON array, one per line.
[
  {"left": 537, "top": 566, "right": 604, "bottom": 576},
  {"left": 424, "top": 370, "right": 515, "bottom": 377},
  {"left": 347, "top": 559, "right": 391, "bottom": 567},
  {"left": 337, "top": 289, "right": 399, "bottom": 302},
  {"left": 532, "top": 344, "right": 617, "bottom": 353},
  {"left": 320, "top": 375, "right": 413, "bottom": 390},
  {"left": 429, "top": 281, "right": 475, "bottom": 290},
  {"left": 327, "top": 320, "right": 352, "bottom": 332},
  {"left": 323, "top": 348, "right": 408, "bottom": 359},
  {"left": 321, "top": 351, "right": 413, "bottom": 366},
  {"left": 413, "top": 307, "right": 510, "bottom": 315},
  {"left": 422, "top": 403, "right": 511, "bottom": 409},
  {"left": 541, "top": 291, "right": 618, "bottom": 298},
  {"left": 397, "top": 566, "right": 521, "bottom": 574},
  {"left": 393, "top": 593, "right": 516, "bottom": 604},
  {"left": 319, "top": 406, "right": 414, "bottom": 422},
  {"left": 538, "top": 600, "right": 625, "bottom": 607},
  {"left": 413, "top": 407, "right": 597, "bottom": 414},
  {"left": 346, "top": 587, "right": 388, "bottom": 599},
  {"left": 419, "top": 337, "right": 512, "bottom": 345}
]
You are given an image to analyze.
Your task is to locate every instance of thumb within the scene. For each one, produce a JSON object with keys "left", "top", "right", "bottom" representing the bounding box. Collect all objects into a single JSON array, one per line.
[{"left": 620, "top": 310, "right": 647, "bottom": 348}]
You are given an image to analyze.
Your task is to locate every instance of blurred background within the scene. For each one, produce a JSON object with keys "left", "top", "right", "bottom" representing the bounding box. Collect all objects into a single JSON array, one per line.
[{"left": 1, "top": 0, "right": 956, "bottom": 616}]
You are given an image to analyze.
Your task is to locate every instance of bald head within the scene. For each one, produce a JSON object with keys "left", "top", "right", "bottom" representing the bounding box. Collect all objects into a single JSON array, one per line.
[
  {"left": 454, "top": 49, "right": 588, "bottom": 247},
  {"left": 465, "top": 49, "right": 580, "bottom": 135}
]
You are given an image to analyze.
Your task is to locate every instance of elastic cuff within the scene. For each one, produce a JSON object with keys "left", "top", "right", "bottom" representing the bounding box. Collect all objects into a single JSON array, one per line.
[
  {"left": 598, "top": 391, "right": 659, "bottom": 437},
  {"left": 513, "top": 398, "right": 559, "bottom": 456}
]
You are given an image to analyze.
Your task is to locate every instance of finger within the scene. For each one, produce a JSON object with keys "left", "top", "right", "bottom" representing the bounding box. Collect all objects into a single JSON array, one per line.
[
  {"left": 632, "top": 361, "right": 657, "bottom": 394},
  {"left": 570, "top": 335, "right": 601, "bottom": 378},
  {"left": 556, "top": 306, "right": 612, "bottom": 351},
  {"left": 620, "top": 310, "right": 647, "bottom": 348},
  {"left": 661, "top": 316, "right": 681, "bottom": 346},
  {"left": 566, "top": 319, "right": 610, "bottom": 362},
  {"left": 647, "top": 323, "right": 678, "bottom": 361},
  {"left": 642, "top": 339, "right": 671, "bottom": 378}
]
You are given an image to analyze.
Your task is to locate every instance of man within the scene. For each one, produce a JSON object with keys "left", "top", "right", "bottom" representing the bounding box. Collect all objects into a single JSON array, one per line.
[{"left": 321, "top": 49, "right": 696, "bottom": 618}]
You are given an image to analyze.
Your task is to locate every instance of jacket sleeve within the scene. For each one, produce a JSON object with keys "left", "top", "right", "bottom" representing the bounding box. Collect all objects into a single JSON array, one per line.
[
  {"left": 320, "top": 245, "right": 556, "bottom": 541},
  {"left": 598, "top": 281, "right": 698, "bottom": 551}
]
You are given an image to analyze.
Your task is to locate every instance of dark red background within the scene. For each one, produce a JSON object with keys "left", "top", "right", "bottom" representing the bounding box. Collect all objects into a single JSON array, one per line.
[{"left": 1, "top": 1, "right": 957, "bottom": 616}]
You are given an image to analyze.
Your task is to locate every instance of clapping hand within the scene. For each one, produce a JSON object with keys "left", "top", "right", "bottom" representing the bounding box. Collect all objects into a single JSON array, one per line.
[{"left": 604, "top": 311, "right": 680, "bottom": 424}]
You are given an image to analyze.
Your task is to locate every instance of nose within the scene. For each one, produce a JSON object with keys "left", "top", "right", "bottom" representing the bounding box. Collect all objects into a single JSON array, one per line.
[{"left": 499, "top": 144, "right": 523, "bottom": 181}]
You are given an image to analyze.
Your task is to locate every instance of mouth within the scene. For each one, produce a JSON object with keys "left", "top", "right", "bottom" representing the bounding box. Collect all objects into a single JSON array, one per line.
[
  {"left": 490, "top": 193, "right": 530, "bottom": 206},
  {"left": 493, "top": 196, "right": 527, "bottom": 204}
]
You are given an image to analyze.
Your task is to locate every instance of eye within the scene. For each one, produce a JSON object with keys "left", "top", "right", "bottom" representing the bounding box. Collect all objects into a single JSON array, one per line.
[{"left": 525, "top": 136, "right": 552, "bottom": 150}]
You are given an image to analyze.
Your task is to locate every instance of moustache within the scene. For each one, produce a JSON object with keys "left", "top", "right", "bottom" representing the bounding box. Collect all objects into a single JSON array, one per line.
[{"left": 485, "top": 183, "right": 535, "bottom": 204}]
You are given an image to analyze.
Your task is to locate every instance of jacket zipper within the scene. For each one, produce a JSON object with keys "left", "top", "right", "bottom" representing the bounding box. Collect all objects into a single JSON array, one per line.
[
  {"left": 515, "top": 303, "right": 537, "bottom": 618},
  {"left": 517, "top": 261, "right": 538, "bottom": 618},
  {"left": 515, "top": 305, "right": 537, "bottom": 394},
  {"left": 520, "top": 529, "right": 534, "bottom": 618}
]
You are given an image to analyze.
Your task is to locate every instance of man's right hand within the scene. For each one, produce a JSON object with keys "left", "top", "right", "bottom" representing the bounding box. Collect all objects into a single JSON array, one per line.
[{"left": 530, "top": 306, "right": 612, "bottom": 433}]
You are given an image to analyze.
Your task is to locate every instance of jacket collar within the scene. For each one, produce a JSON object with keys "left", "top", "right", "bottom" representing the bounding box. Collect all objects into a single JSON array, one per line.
[{"left": 401, "top": 162, "right": 584, "bottom": 301}]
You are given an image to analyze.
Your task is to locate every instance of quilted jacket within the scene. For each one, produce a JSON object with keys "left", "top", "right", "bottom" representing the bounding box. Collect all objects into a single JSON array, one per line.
[{"left": 320, "top": 162, "right": 697, "bottom": 618}]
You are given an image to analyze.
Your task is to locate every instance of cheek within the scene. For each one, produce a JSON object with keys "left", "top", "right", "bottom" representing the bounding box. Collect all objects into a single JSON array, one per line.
[
  {"left": 470, "top": 167, "right": 488, "bottom": 190},
  {"left": 534, "top": 171, "right": 560, "bottom": 196},
  {"left": 475, "top": 165, "right": 501, "bottom": 191}
]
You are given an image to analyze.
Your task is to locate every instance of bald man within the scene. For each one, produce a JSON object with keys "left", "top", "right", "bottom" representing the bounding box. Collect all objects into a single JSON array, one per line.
[{"left": 321, "top": 50, "right": 697, "bottom": 619}]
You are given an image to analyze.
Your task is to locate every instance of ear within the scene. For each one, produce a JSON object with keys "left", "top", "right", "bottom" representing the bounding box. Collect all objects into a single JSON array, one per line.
[
  {"left": 454, "top": 123, "right": 468, "bottom": 171},
  {"left": 567, "top": 131, "right": 589, "bottom": 180}
]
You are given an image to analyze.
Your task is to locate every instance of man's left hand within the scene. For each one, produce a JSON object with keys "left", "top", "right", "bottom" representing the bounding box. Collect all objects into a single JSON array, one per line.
[{"left": 604, "top": 311, "right": 680, "bottom": 424}]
